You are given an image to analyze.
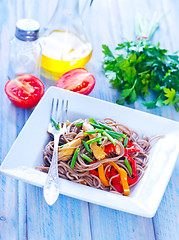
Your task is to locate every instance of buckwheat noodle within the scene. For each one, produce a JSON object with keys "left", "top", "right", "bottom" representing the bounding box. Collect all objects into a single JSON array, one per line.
[{"left": 36, "top": 118, "right": 163, "bottom": 195}]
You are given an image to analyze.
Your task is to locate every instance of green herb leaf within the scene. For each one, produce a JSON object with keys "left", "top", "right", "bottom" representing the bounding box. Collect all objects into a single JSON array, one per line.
[
  {"left": 163, "top": 88, "right": 176, "bottom": 105},
  {"left": 102, "top": 39, "right": 179, "bottom": 111}
]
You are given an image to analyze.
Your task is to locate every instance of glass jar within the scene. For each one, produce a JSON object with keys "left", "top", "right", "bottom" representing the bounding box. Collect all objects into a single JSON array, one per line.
[
  {"left": 39, "top": 0, "right": 93, "bottom": 80},
  {"left": 8, "top": 19, "right": 41, "bottom": 79}
]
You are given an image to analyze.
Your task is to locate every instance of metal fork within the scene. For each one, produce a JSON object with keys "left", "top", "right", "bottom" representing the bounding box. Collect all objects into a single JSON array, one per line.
[{"left": 43, "top": 98, "right": 68, "bottom": 206}]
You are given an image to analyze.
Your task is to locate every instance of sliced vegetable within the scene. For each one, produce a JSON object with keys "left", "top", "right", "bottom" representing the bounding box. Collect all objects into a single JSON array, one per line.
[
  {"left": 82, "top": 140, "right": 92, "bottom": 154},
  {"left": 80, "top": 153, "right": 93, "bottom": 163},
  {"left": 112, "top": 182, "right": 123, "bottom": 193},
  {"left": 110, "top": 161, "right": 130, "bottom": 196},
  {"left": 124, "top": 153, "right": 137, "bottom": 175},
  {"left": 70, "top": 147, "right": 80, "bottom": 168},
  {"left": 124, "top": 153, "right": 139, "bottom": 185},
  {"left": 124, "top": 157, "right": 133, "bottom": 175},
  {"left": 50, "top": 117, "right": 60, "bottom": 130},
  {"left": 98, "top": 122, "right": 113, "bottom": 131},
  {"left": 89, "top": 161, "right": 99, "bottom": 176},
  {"left": 89, "top": 118, "right": 98, "bottom": 124},
  {"left": 127, "top": 174, "right": 138, "bottom": 185},
  {"left": 56, "top": 68, "right": 95, "bottom": 95},
  {"left": 104, "top": 143, "right": 116, "bottom": 153},
  {"left": 91, "top": 123, "right": 103, "bottom": 129},
  {"left": 97, "top": 133, "right": 102, "bottom": 145},
  {"left": 125, "top": 147, "right": 140, "bottom": 153},
  {"left": 106, "top": 130, "right": 126, "bottom": 140},
  {"left": 127, "top": 139, "right": 135, "bottom": 147},
  {"left": 84, "top": 130, "right": 98, "bottom": 135},
  {"left": 106, "top": 167, "right": 122, "bottom": 193},
  {"left": 86, "top": 136, "right": 103, "bottom": 144},
  {"left": 5, "top": 74, "right": 45, "bottom": 108},
  {"left": 74, "top": 122, "right": 84, "bottom": 127},
  {"left": 110, "top": 167, "right": 121, "bottom": 183},
  {"left": 98, "top": 164, "right": 109, "bottom": 186},
  {"left": 102, "top": 131, "right": 116, "bottom": 146},
  {"left": 123, "top": 137, "right": 129, "bottom": 147}
]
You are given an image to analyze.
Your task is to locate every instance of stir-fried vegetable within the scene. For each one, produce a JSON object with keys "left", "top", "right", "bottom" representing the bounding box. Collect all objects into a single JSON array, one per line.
[
  {"left": 80, "top": 153, "right": 93, "bottom": 163},
  {"left": 67, "top": 118, "right": 140, "bottom": 194},
  {"left": 124, "top": 157, "right": 133, "bottom": 176},
  {"left": 82, "top": 140, "right": 92, "bottom": 154},
  {"left": 70, "top": 147, "right": 80, "bottom": 168}
]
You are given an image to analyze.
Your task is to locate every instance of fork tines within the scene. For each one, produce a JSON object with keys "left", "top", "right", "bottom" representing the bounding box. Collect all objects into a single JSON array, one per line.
[{"left": 50, "top": 98, "right": 68, "bottom": 126}]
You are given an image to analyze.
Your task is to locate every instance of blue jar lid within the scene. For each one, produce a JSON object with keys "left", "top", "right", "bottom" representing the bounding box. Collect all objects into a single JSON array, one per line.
[{"left": 15, "top": 19, "right": 40, "bottom": 41}]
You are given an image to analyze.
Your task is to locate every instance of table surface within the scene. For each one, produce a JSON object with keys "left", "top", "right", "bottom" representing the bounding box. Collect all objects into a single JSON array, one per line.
[{"left": 0, "top": 0, "right": 179, "bottom": 239}]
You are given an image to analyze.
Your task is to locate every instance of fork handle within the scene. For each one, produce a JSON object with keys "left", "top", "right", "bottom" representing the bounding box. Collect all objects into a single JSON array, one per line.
[{"left": 43, "top": 134, "right": 60, "bottom": 205}]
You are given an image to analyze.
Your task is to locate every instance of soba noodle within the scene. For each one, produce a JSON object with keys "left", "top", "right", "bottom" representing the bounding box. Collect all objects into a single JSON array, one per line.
[{"left": 36, "top": 118, "right": 163, "bottom": 195}]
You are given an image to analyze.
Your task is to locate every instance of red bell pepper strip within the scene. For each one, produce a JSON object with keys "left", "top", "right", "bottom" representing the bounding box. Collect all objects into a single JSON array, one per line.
[
  {"left": 127, "top": 139, "right": 134, "bottom": 147},
  {"left": 125, "top": 146, "right": 140, "bottom": 153},
  {"left": 105, "top": 167, "right": 123, "bottom": 193},
  {"left": 112, "top": 181, "right": 123, "bottom": 193},
  {"left": 89, "top": 161, "right": 99, "bottom": 176},
  {"left": 104, "top": 143, "right": 116, "bottom": 153},
  {"left": 127, "top": 174, "right": 138, "bottom": 185},
  {"left": 123, "top": 138, "right": 140, "bottom": 150},
  {"left": 110, "top": 162, "right": 130, "bottom": 196},
  {"left": 110, "top": 167, "right": 121, "bottom": 183},
  {"left": 124, "top": 153, "right": 138, "bottom": 185}
]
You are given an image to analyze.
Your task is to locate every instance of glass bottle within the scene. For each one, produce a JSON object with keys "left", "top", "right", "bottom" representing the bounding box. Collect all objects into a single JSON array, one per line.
[
  {"left": 8, "top": 19, "right": 41, "bottom": 79},
  {"left": 39, "top": 0, "right": 93, "bottom": 80}
]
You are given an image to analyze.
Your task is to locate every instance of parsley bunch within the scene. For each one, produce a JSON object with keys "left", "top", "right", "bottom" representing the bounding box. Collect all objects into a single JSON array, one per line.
[{"left": 102, "top": 15, "right": 179, "bottom": 111}]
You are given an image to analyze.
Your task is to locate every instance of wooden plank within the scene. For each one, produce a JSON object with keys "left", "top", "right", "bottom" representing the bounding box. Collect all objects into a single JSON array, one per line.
[
  {"left": 89, "top": 204, "right": 155, "bottom": 240},
  {"left": 26, "top": 185, "right": 92, "bottom": 240},
  {"left": 0, "top": 1, "right": 20, "bottom": 236}
]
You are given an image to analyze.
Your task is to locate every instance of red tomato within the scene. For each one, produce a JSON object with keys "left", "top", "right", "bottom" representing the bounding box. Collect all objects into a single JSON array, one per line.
[
  {"left": 5, "top": 74, "right": 45, "bottom": 108},
  {"left": 56, "top": 68, "right": 95, "bottom": 95},
  {"left": 104, "top": 143, "right": 116, "bottom": 154}
]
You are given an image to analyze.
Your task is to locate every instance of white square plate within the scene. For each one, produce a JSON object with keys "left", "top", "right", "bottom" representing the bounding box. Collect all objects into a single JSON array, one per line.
[{"left": 1, "top": 86, "right": 179, "bottom": 217}]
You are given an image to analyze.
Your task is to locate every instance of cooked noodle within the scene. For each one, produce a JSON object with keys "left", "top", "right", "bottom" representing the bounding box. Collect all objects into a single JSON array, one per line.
[{"left": 36, "top": 118, "right": 163, "bottom": 195}]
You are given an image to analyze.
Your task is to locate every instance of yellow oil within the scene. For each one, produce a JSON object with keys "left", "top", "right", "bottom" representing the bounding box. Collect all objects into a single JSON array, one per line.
[{"left": 39, "top": 30, "right": 92, "bottom": 80}]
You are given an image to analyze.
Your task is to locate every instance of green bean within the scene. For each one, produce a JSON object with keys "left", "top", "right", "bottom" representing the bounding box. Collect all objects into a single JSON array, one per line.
[
  {"left": 70, "top": 148, "right": 80, "bottom": 168},
  {"left": 80, "top": 154, "right": 93, "bottom": 163},
  {"left": 82, "top": 140, "right": 92, "bottom": 154}
]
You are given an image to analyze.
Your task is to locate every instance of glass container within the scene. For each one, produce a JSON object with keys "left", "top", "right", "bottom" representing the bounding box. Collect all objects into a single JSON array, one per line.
[
  {"left": 8, "top": 19, "right": 41, "bottom": 79},
  {"left": 39, "top": 0, "right": 93, "bottom": 80}
]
